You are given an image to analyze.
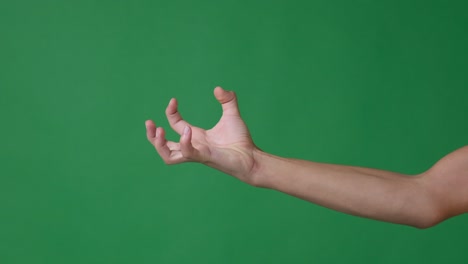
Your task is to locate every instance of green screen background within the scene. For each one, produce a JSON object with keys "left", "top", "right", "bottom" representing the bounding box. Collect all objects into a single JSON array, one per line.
[{"left": 1, "top": 0, "right": 467, "bottom": 263}]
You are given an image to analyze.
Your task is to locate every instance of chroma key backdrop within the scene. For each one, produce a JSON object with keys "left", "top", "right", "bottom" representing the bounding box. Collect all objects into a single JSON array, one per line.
[{"left": 1, "top": 0, "right": 467, "bottom": 263}]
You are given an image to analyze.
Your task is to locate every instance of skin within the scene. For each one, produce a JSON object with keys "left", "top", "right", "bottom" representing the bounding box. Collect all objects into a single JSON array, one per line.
[{"left": 145, "top": 86, "right": 468, "bottom": 229}]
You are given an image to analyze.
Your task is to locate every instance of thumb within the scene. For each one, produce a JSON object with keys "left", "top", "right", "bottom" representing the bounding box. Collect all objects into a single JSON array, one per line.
[{"left": 214, "top": 86, "right": 240, "bottom": 116}]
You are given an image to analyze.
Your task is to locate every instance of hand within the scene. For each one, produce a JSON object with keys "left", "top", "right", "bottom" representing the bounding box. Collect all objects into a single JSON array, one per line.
[{"left": 145, "top": 87, "right": 259, "bottom": 185}]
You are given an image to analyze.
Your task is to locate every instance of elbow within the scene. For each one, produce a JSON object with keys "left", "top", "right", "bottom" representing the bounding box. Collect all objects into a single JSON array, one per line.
[
  {"left": 405, "top": 200, "right": 445, "bottom": 229},
  {"left": 412, "top": 211, "right": 444, "bottom": 229},
  {"left": 412, "top": 145, "right": 468, "bottom": 229},
  {"left": 410, "top": 185, "right": 449, "bottom": 229}
]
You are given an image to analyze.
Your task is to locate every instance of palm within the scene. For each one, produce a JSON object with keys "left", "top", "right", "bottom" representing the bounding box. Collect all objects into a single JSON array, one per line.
[{"left": 207, "top": 114, "right": 252, "bottom": 147}]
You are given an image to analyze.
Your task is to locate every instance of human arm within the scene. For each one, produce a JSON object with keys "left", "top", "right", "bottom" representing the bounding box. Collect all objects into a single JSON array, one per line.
[
  {"left": 250, "top": 148, "right": 468, "bottom": 228},
  {"left": 145, "top": 87, "right": 468, "bottom": 228}
]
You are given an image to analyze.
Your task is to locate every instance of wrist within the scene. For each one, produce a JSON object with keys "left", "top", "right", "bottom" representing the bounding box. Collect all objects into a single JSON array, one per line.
[{"left": 247, "top": 148, "right": 268, "bottom": 188}]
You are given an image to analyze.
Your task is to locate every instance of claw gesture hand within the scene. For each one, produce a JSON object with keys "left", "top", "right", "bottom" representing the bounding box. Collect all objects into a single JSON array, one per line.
[{"left": 146, "top": 87, "right": 258, "bottom": 184}]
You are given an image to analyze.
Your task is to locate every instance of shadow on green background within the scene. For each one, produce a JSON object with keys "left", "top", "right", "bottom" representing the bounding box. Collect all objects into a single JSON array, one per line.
[{"left": 1, "top": 0, "right": 467, "bottom": 263}]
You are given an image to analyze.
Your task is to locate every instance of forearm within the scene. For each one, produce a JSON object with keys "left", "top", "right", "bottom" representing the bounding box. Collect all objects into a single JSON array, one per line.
[{"left": 250, "top": 149, "right": 439, "bottom": 228}]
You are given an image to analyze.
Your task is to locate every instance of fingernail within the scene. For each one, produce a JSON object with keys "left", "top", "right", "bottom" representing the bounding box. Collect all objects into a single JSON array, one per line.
[
  {"left": 184, "top": 126, "right": 190, "bottom": 135},
  {"left": 156, "top": 128, "right": 160, "bottom": 138}
]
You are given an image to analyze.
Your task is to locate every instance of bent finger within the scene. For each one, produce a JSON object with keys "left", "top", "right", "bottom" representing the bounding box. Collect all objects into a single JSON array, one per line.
[
  {"left": 180, "top": 126, "right": 202, "bottom": 161},
  {"left": 165, "top": 98, "right": 192, "bottom": 135},
  {"left": 214, "top": 86, "right": 240, "bottom": 116},
  {"left": 145, "top": 120, "right": 156, "bottom": 143},
  {"left": 154, "top": 127, "right": 184, "bottom": 164}
]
